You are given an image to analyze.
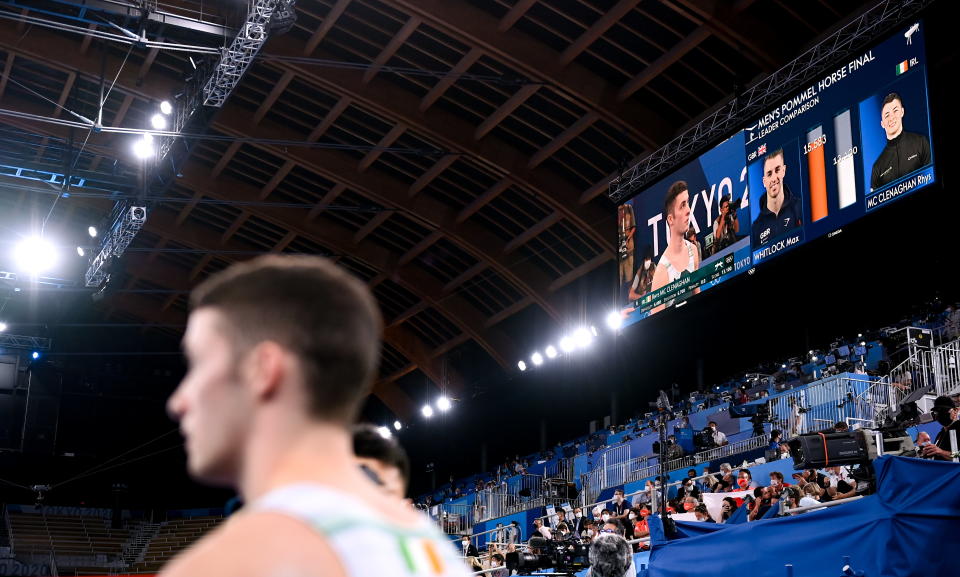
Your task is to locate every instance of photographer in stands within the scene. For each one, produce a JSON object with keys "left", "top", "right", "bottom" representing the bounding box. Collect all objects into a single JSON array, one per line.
[
  {"left": 713, "top": 196, "right": 740, "bottom": 252},
  {"left": 923, "top": 396, "right": 960, "bottom": 460}
]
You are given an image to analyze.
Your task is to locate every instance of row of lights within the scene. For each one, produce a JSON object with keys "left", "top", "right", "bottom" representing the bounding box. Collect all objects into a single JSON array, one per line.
[
  {"left": 374, "top": 395, "right": 454, "bottom": 439},
  {"left": 133, "top": 101, "right": 173, "bottom": 159},
  {"left": 517, "top": 311, "right": 625, "bottom": 372}
]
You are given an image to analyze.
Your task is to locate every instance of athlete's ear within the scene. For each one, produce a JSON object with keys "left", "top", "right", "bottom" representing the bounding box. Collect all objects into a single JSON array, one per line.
[{"left": 243, "top": 341, "right": 286, "bottom": 401}]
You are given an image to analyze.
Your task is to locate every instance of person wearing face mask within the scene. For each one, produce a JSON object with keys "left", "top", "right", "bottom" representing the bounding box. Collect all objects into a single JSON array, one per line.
[
  {"left": 628, "top": 251, "right": 655, "bottom": 301},
  {"left": 571, "top": 507, "right": 587, "bottom": 536},
  {"left": 734, "top": 469, "right": 758, "bottom": 492},
  {"left": 599, "top": 509, "right": 612, "bottom": 525},
  {"left": 923, "top": 396, "right": 960, "bottom": 461},
  {"left": 631, "top": 506, "right": 651, "bottom": 539},
  {"left": 708, "top": 421, "right": 728, "bottom": 447},
  {"left": 681, "top": 496, "right": 699, "bottom": 514},
  {"left": 487, "top": 553, "right": 508, "bottom": 577},
  {"left": 460, "top": 536, "right": 478, "bottom": 558},
  {"left": 533, "top": 518, "right": 552, "bottom": 541},
  {"left": 608, "top": 489, "right": 632, "bottom": 527},
  {"left": 676, "top": 478, "right": 701, "bottom": 501}
]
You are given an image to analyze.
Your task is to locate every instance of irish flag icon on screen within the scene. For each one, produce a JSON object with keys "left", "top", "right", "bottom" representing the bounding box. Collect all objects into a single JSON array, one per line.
[{"left": 896, "top": 60, "right": 909, "bottom": 75}]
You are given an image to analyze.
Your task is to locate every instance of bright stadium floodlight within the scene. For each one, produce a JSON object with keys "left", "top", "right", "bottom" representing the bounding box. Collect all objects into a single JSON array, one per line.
[
  {"left": 32, "top": 352, "right": 40, "bottom": 360},
  {"left": 860, "top": 341, "right": 866, "bottom": 347},
  {"left": 421, "top": 404, "right": 434, "bottom": 418},
  {"left": 573, "top": 328, "right": 592, "bottom": 349},
  {"left": 377, "top": 426, "right": 392, "bottom": 439},
  {"left": 606, "top": 311, "right": 623, "bottom": 331},
  {"left": 393, "top": 420, "right": 402, "bottom": 431},
  {"left": 87, "top": 226, "right": 97, "bottom": 238},
  {"left": 436, "top": 396, "right": 452, "bottom": 412},
  {"left": 782, "top": 363, "right": 787, "bottom": 369},
  {"left": 531, "top": 352, "right": 544, "bottom": 366},
  {"left": 159, "top": 100, "right": 173, "bottom": 115},
  {"left": 150, "top": 113, "right": 167, "bottom": 130},
  {"left": 76, "top": 246, "right": 85, "bottom": 257},
  {"left": 590, "top": 326, "right": 598, "bottom": 337},
  {"left": 812, "top": 356, "right": 819, "bottom": 362},
  {"left": 545, "top": 345, "right": 558, "bottom": 359},
  {"left": 132, "top": 134, "right": 155, "bottom": 159},
  {"left": 0, "top": 322, "right": 6, "bottom": 332},
  {"left": 518, "top": 360, "right": 527, "bottom": 371},
  {"left": 559, "top": 336, "right": 574, "bottom": 353},
  {"left": 14, "top": 237, "right": 58, "bottom": 275}
]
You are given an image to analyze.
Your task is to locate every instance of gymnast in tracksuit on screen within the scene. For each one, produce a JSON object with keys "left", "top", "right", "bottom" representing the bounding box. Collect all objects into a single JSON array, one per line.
[{"left": 751, "top": 148, "right": 803, "bottom": 248}]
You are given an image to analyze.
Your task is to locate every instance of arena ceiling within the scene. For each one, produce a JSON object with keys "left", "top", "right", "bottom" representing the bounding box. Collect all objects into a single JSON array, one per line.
[{"left": 0, "top": 0, "right": 874, "bottom": 422}]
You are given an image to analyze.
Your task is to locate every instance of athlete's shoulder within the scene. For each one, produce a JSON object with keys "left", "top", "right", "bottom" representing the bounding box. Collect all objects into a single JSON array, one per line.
[{"left": 160, "top": 511, "right": 345, "bottom": 577}]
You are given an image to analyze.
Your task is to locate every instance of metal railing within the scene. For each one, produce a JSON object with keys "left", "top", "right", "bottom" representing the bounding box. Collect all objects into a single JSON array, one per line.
[
  {"left": 543, "top": 457, "right": 575, "bottom": 482},
  {"left": 428, "top": 502, "right": 474, "bottom": 535},
  {"left": 474, "top": 490, "right": 545, "bottom": 523},
  {"left": 694, "top": 434, "right": 768, "bottom": 463}
]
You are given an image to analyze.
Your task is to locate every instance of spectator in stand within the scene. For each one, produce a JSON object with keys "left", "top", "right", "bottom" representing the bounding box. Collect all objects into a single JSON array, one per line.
[
  {"left": 631, "top": 484, "right": 648, "bottom": 506},
  {"left": 506, "top": 520, "right": 521, "bottom": 544},
  {"left": 719, "top": 497, "right": 739, "bottom": 523},
  {"left": 632, "top": 505, "right": 651, "bottom": 539},
  {"left": 488, "top": 553, "right": 508, "bottom": 577},
  {"left": 693, "top": 504, "right": 716, "bottom": 523},
  {"left": 833, "top": 421, "right": 850, "bottom": 433},
  {"left": 460, "top": 536, "right": 479, "bottom": 557},
  {"left": 491, "top": 523, "right": 504, "bottom": 546},
  {"left": 735, "top": 469, "right": 758, "bottom": 491},
  {"left": 747, "top": 487, "right": 770, "bottom": 521},
  {"left": 768, "top": 471, "right": 789, "bottom": 494},
  {"left": 701, "top": 466, "right": 721, "bottom": 493},
  {"left": 781, "top": 487, "right": 802, "bottom": 512},
  {"left": 681, "top": 496, "right": 699, "bottom": 513},
  {"left": 798, "top": 483, "right": 824, "bottom": 511},
  {"left": 600, "top": 518, "right": 626, "bottom": 537},
  {"left": 676, "top": 477, "right": 701, "bottom": 501},
  {"left": 533, "top": 518, "right": 552, "bottom": 541},
  {"left": 718, "top": 463, "right": 735, "bottom": 491},
  {"left": 554, "top": 509, "right": 569, "bottom": 531},
  {"left": 916, "top": 430, "right": 932, "bottom": 448},
  {"left": 769, "top": 430, "right": 783, "bottom": 450},
  {"left": 571, "top": 507, "right": 587, "bottom": 536},
  {"left": 924, "top": 396, "right": 960, "bottom": 460},
  {"left": 598, "top": 509, "right": 612, "bottom": 525},
  {"left": 582, "top": 520, "right": 597, "bottom": 542},
  {"left": 555, "top": 522, "right": 574, "bottom": 541},
  {"left": 708, "top": 421, "right": 728, "bottom": 446},
  {"left": 825, "top": 466, "right": 857, "bottom": 499},
  {"left": 675, "top": 416, "right": 691, "bottom": 431},
  {"left": 609, "top": 489, "right": 632, "bottom": 526}
]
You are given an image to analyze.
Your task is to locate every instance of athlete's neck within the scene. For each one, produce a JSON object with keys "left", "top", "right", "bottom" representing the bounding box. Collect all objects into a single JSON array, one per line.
[
  {"left": 767, "top": 193, "right": 784, "bottom": 215},
  {"left": 886, "top": 127, "right": 904, "bottom": 141},
  {"left": 668, "top": 229, "right": 686, "bottom": 256},
  {"left": 239, "top": 418, "right": 367, "bottom": 503}
]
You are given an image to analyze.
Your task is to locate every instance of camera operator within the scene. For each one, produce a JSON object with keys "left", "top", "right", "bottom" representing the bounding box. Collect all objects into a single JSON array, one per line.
[
  {"left": 712, "top": 196, "right": 739, "bottom": 251},
  {"left": 922, "top": 396, "right": 960, "bottom": 460}
]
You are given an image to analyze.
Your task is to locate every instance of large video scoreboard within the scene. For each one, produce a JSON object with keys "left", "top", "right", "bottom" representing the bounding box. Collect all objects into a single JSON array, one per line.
[{"left": 618, "top": 22, "right": 935, "bottom": 328}]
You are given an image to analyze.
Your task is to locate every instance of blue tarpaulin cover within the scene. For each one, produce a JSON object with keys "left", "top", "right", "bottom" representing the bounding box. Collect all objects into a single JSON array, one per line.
[{"left": 640, "top": 456, "right": 960, "bottom": 577}]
